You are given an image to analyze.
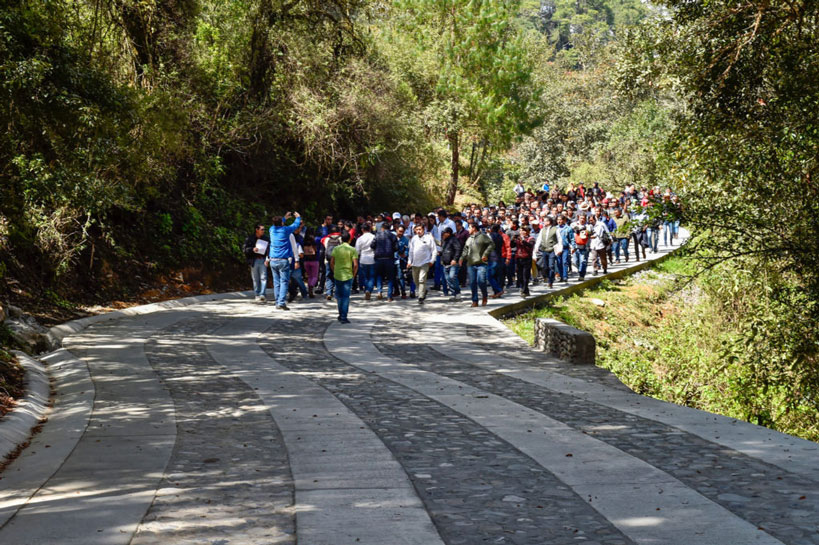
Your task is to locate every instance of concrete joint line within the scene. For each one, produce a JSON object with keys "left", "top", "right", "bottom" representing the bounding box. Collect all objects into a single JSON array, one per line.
[
  {"left": 202, "top": 313, "right": 444, "bottom": 545},
  {"left": 422, "top": 321, "right": 819, "bottom": 481},
  {"left": 0, "top": 313, "right": 184, "bottom": 544},
  {"left": 324, "top": 317, "right": 784, "bottom": 545}
]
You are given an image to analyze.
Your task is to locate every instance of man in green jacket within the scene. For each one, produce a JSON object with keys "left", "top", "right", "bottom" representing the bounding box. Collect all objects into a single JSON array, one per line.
[{"left": 459, "top": 221, "right": 495, "bottom": 307}]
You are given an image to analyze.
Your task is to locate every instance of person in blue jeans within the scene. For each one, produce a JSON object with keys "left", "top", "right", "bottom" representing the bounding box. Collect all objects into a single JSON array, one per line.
[
  {"left": 571, "top": 214, "right": 591, "bottom": 281},
  {"left": 268, "top": 211, "right": 301, "bottom": 310},
  {"left": 557, "top": 215, "right": 573, "bottom": 282},
  {"left": 329, "top": 231, "right": 358, "bottom": 323},
  {"left": 395, "top": 225, "right": 413, "bottom": 298},
  {"left": 460, "top": 221, "right": 494, "bottom": 307},
  {"left": 243, "top": 224, "right": 270, "bottom": 301},
  {"left": 440, "top": 228, "right": 462, "bottom": 302}
]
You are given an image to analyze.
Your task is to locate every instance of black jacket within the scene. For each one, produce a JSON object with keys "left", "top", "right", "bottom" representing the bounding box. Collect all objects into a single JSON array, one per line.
[
  {"left": 243, "top": 233, "right": 270, "bottom": 266},
  {"left": 371, "top": 230, "right": 398, "bottom": 259},
  {"left": 440, "top": 235, "right": 462, "bottom": 264}
]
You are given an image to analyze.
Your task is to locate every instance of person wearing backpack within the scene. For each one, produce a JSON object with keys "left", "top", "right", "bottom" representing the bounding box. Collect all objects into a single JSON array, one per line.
[{"left": 589, "top": 215, "right": 610, "bottom": 275}]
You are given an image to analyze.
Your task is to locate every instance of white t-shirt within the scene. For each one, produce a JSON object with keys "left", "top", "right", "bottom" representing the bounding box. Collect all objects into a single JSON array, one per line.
[
  {"left": 355, "top": 232, "right": 376, "bottom": 265},
  {"left": 408, "top": 233, "right": 436, "bottom": 267},
  {"left": 591, "top": 222, "right": 610, "bottom": 251}
]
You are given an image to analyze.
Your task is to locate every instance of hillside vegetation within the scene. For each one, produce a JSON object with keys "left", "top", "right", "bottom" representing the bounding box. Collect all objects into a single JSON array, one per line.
[
  {"left": 506, "top": 257, "right": 819, "bottom": 442},
  {"left": 1, "top": 1, "right": 817, "bottom": 434}
]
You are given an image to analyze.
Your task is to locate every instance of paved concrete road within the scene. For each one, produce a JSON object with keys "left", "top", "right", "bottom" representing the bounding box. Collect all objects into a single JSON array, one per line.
[{"left": 1, "top": 241, "right": 817, "bottom": 545}]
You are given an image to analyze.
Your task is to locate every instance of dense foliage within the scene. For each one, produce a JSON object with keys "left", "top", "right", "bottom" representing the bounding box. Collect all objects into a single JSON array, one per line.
[
  {"left": 1, "top": 0, "right": 657, "bottom": 295},
  {"left": 1, "top": 0, "right": 817, "bottom": 439}
]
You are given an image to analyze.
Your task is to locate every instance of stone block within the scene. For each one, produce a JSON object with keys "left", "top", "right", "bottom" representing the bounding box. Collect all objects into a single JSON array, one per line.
[{"left": 534, "top": 318, "right": 595, "bottom": 365}]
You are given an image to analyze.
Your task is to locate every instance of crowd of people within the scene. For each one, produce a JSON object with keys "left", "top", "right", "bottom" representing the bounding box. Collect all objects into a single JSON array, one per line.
[{"left": 243, "top": 183, "right": 682, "bottom": 322}]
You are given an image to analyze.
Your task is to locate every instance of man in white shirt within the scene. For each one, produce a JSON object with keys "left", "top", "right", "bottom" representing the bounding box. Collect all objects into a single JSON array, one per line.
[
  {"left": 407, "top": 224, "right": 436, "bottom": 304},
  {"left": 588, "top": 215, "right": 611, "bottom": 275},
  {"left": 354, "top": 223, "right": 376, "bottom": 299},
  {"left": 432, "top": 210, "right": 457, "bottom": 292}
]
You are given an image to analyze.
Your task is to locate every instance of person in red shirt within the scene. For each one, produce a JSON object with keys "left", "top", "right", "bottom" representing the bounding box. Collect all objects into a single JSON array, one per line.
[{"left": 515, "top": 226, "right": 535, "bottom": 296}]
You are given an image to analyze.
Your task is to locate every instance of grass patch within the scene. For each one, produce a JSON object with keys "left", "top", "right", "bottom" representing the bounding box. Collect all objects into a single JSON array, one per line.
[{"left": 503, "top": 258, "right": 819, "bottom": 442}]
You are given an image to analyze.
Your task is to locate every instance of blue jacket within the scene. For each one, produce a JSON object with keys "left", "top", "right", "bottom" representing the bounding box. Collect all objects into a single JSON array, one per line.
[
  {"left": 558, "top": 224, "right": 573, "bottom": 249},
  {"left": 269, "top": 217, "right": 301, "bottom": 259}
]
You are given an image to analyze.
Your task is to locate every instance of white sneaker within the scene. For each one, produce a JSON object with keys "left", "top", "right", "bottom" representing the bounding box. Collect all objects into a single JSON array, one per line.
[{"left": 259, "top": 295, "right": 266, "bottom": 303}]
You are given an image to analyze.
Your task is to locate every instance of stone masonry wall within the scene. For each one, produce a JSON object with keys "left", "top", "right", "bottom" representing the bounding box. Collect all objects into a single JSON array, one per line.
[{"left": 534, "top": 318, "right": 595, "bottom": 365}]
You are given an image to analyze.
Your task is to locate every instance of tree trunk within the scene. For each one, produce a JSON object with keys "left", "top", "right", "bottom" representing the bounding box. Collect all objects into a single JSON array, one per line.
[{"left": 446, "top": 131, "right": 459, "bottom": 205}]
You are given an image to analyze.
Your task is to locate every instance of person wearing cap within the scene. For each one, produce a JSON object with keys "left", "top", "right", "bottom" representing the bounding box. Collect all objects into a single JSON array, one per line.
[
  {"left": 407, "top": 223, "right": 436, "bottom": 304},
  {"left": 440, "top": 227, "right": 462, "bottom": 302}
]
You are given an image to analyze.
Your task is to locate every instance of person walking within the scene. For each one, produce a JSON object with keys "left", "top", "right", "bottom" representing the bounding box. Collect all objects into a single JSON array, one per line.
[
  {"left": 611, "top": 207, "right": 630, "bottom": 263},
  {"left": 588, "top": 215, "right": 610, "bottom": 275},
  {"left": 407, "top": 223, "right": 436, "bottom": 304},
  {"left": 460, "top": 221, "right": 494, "bottom": 307},
  {"left": 372, "top": 222, "right": 398, "bottom": 301},
  {"left": 571, "top": 214, "right": 591, "bottom": 281},
  {"left": 302, "top": 235, "right": 320, "bottom": 297},
  {"left": 440, "top": 227, "right": 462, "bottom": 302},
  {"left": 287, "top": 231, "right": 308, "bottom": 302},
  {"left": 535, "top": 216, "right": 559, "bottom": 289},
  {"left": 556, "top": 214, "right": 572, "bottom": 282},
  {"left": 395, "top": 224, "right": 413, "bottom": 299},
  {"left": 268, "top": 212, "right": 301, "bottom": 310},
  {"left": 516, "top": 226, "right": 535, "bottom": 296},
  {"left": 355, "top": 223, "right": 376, "bottom": 300},
  {"left": 329, "top": 231, "right": 358, "bottom": 323},
  {"left": 243, "top": 224, "right": 270, "bottom": 302}
]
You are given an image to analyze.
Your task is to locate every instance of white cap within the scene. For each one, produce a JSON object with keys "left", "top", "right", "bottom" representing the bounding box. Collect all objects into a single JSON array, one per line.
[{"left": 393, "top": 212, "right": 401, "bottom": 220}]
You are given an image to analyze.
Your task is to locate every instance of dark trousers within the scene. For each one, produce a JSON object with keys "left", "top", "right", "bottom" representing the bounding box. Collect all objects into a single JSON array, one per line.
[
  {"left": 516, "top": 257, "right": 532, "bottom": 294},
  {"left": 374, "top": 258, "right": 395, "bottom": 296},
  {"left": 506, "top": 257, "right": 516, "bottom": 287}
]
